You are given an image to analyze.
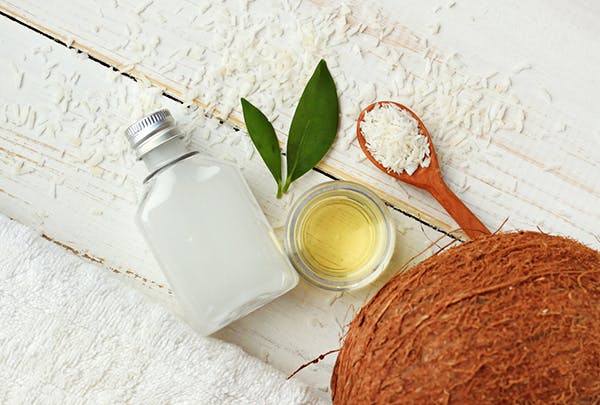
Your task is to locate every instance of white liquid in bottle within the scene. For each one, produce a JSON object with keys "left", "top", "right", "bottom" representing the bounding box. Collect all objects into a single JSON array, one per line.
[{"left": 125, "top": 110, "right": 298, "bottom": 336}]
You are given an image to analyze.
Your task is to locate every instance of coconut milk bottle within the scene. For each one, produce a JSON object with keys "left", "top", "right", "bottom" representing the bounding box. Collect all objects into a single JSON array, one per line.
[{"left": 125, "top": 109, "right": 298, "bottom": 335}]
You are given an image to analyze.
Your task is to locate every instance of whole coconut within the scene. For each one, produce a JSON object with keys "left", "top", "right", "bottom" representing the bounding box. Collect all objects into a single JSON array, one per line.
[{"left": 331, "top": 232, "right": 600, "bottom": 403}]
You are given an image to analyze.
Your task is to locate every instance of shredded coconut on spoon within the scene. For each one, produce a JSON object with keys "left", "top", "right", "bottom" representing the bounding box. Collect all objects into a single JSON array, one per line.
[{"left": 360, "top": 103, "right": 431, "bottom": 175}]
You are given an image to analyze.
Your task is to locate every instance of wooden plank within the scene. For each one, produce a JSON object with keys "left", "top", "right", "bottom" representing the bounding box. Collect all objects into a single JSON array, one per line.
[
  {"left": 1, "top": 0, "right": 598, "bottom": 246},
  {"left": 2, "top": 0, "right": 600, "bottom": 396},
  {"left": 0, "top": 17, "right": 451, "bottom": 395}
]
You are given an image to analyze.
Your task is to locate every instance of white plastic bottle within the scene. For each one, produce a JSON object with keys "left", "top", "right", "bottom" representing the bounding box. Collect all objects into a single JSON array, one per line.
[{"left": 125, "top": 109, "right": 298, "bottom": 335}]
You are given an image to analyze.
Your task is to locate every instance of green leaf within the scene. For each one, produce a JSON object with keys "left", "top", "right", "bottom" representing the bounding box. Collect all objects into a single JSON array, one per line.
[
  {"left": 241, "top": 98, "right": 283, "bottom": 196},
  {"left": 285, "top": 60, "right": 339, "bottom": 190}
]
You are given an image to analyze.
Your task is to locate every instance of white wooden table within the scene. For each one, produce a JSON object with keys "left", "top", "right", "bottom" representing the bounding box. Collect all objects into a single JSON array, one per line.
[{"left": 1, "top": 0, "right": 598, "bottom": 400}]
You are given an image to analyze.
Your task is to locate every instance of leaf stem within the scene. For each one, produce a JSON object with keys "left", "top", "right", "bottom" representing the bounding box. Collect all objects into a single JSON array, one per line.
[{"left": 282, "top": 177, "right": 292, "bottom": 194}]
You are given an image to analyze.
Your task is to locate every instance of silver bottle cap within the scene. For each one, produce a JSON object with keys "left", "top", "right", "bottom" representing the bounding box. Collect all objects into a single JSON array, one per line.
[{"left": 125, "top": 109, "right": 180, "bottom": 159}]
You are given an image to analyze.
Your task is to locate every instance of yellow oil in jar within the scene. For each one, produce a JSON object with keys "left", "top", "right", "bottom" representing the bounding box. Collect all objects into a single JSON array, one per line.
[{"left": 296, "top": 191, "right": 386, "bottom": 282}]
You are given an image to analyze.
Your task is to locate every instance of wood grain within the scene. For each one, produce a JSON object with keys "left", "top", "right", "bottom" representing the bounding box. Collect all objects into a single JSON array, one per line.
[
  {"left": 3, "top": 0, "right": 598, "bottom": 246},
  {"left": 0, "top": 0, "right": 599, "bottom": 398},
  {"left": 0, "top": 16, "right": 451, "bottom": 395}
]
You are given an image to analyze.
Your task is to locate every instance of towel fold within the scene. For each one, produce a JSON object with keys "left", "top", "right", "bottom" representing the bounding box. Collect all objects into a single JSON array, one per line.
[{"left": 0, "top": 214, "right": 323, "bottom": 404}]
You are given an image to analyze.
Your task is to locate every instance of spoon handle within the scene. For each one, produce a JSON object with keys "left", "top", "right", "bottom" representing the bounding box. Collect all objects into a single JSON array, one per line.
[{"left": 428, "top": 178, "right": 490, "bottom": 240}]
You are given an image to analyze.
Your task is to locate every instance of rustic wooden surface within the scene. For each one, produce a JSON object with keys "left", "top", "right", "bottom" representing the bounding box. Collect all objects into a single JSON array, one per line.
[{"left": 1, "top": 0, "right": 598, "bottom": 399}]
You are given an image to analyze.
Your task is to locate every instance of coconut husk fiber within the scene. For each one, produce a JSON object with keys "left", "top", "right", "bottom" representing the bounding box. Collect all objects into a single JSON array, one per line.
[{"left": 331, "top": 231, "right": 600, "bottom": 404}]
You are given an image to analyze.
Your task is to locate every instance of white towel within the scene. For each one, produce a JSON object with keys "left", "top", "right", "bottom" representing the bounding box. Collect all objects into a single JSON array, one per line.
[{"left": 0, "top": 214, "right": 324, "bottom": 404}]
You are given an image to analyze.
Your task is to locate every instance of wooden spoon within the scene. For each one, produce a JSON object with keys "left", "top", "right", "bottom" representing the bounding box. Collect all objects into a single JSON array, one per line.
[{"left": 357, "top": 101, "right": 490, "bottom": 240}]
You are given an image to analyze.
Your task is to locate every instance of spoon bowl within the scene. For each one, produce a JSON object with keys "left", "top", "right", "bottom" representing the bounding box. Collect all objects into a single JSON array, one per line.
[
  {"left": 357, "top": 101, "right": 490, "bottom": 239},
  {"left": 357, "top": 101, "right": 440, "bottom": 189}
]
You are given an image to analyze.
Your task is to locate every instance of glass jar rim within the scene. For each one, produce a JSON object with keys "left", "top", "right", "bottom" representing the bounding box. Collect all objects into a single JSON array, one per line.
[{"left": 284, "top": 181, "right": 396, "bottom": 291}]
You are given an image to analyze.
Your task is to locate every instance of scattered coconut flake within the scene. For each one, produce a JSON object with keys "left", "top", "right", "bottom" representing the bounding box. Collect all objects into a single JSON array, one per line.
[
  {"left": 511, "top": 180, "right": 518, "bottom": 192},
  {"left": 148, "top": 35, "right": 161, "bottom": 48},
  {"left": 134, "top": 0, "right": 153, "bottom": 14},
  {"left": 361, "top": 103, "right": 431, "bottom": 175},
  {"left": 541, "top": 88, "right": 552, "bottom": 103},
  {"left": 126, "top": 42, "right": 145, "bottom": 52},
  {"left": 15, "top": 71, "right": 24, "bottom": 89},
  {"left": 89, "top": 166, "right": 103, "bottom": 176},
  {"left": 50, "top": 84, "right": 65, "bottom": 103},
  {"left": 515, "top": 120, "right": 524, "bottom": 133},
  {"left": 159, "top": 63, "right": 176, "bottom": 74},
  {"left": 494, "top": 76, "right": 512, "bottom": 93},
  {"left": 429, "top": 23, "right": 441, "bottom": 35},
  {"left": 87, "top": 150, "right": 105, "bottom": 167},
  {"left": 484, "top": 71, "right": 498, "bottom": 80},
  {"left": 553, "top": 122, "right": 567, "bottom": 132},
  {"left": 1, "top": 0, "right": 556, "bottom": 226},
  {"left": 27, "top": 110, "right": 36, "bottom": 129},
  {"left": 70, "top": 137, "right": 82, "bottom": 147},
  {"left": 359, "top": 83, "right": 376, "bottom": 106},
  {"left": 512, "top": 63, "right": 532, "bottom": 74},
  {"left": 199, "top": 2, "right": 211, "bottom": 14},
  {"left": 11, "top": 160, "right": 25, "bottom": 176}
]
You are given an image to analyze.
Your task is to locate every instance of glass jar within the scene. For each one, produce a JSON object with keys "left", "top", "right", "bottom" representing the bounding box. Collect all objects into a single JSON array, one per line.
[{"left": 285, "top": 181, "right": 395, "bottom": 290}]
